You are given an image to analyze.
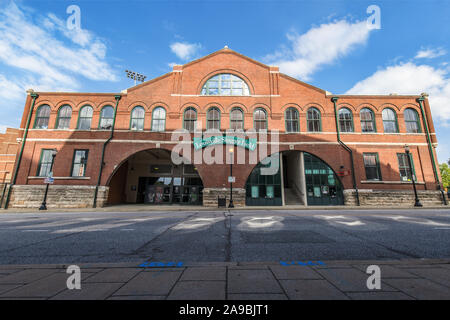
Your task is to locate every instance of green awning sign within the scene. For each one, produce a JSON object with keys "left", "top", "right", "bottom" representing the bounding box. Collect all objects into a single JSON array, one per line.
[{"left": 193, "top": 136, "right": 257, "bottom": 151}]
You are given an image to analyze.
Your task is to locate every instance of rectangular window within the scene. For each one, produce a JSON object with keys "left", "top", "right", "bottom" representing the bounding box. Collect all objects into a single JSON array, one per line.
[
  {"left": 37, "top": 149, "right": 55, "bottom": 177},
  {"left": 397, "top": 153, "right": 416, "bottom": 181},
  {"left": 71, "top": 150, "right": 89, "bottom": 177},
  {"left": 363, "top": 153, "right": 381, "bottom": 181}
]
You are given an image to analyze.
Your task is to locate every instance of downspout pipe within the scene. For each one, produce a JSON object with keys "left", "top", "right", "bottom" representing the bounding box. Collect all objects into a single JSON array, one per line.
[
  {"left": 93, "top": 95, "right": 122, "bottom": 208},
  {"left": 4, "top": 92, "right": 39, "bottom": 209},
  {"left": 331, "top": 97, "right": 360, "bottom": 206},
  {"left": 417, "top": 96, "right": 447, "bottom": 205}
]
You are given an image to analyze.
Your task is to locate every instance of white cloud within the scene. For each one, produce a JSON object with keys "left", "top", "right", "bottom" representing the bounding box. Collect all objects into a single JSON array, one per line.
[
  {"left": 170, "top": 42, "right": 201, "bottom": 61},
  {"left": 346, "top": 62, "right": 450, "bottom": 125},
  {"left": 264, "top": 20, "right": 374, "bottom": 80},
  {"left": 0, "top": 1, "right": 117, "bottom": 97},
  {"left": 415, "top": 47, "right": 446, "bottom": 59}
]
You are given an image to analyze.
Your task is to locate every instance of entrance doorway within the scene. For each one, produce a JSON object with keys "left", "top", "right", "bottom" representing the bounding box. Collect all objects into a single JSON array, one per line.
[
  {"left": 245, "top": 151, "right": 344, "bottom": 206},
  {"left": 108, "top": 149, "right": 203, "bottom": 206}
]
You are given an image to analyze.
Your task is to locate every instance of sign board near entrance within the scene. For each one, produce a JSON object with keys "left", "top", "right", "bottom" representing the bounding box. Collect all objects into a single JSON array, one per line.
[
  {"left": 44, "top": 177, "right": 54, "bottom": 184},
  {"left": 193, "top": 136, "right": 257, "bottom": 151},
  {"left": 228, "top": 176, "right": 235, "bottom": 183}
]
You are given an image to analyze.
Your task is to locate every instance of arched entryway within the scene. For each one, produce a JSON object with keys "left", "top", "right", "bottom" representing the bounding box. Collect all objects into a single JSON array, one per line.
[
  {"left": 107, "top": 148, "right": 204, "bottom": 205},
  {"left": 245, "top": 151, "right": 344, "bottom": 206}
]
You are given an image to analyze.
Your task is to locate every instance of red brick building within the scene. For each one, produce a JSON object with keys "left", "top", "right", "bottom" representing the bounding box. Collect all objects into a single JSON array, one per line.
[{"left": 5, "top": 48, "right": 448, "bottom": 208}]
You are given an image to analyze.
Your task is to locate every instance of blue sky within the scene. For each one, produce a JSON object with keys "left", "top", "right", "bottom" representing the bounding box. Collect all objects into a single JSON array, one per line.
[{"left": 0, "top": 0, "right": 449, "bottom": 162}]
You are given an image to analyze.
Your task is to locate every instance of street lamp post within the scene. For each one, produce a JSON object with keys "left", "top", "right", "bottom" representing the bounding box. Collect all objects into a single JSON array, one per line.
[
  {"left": 228, "top": 147, "right": 234, "bottom": 208},
  {"left": 39, "top": 150, "right": 57, "bottom": 211},
  {"left": 404, "top": 145, "right": 422, "bottom": 207}
]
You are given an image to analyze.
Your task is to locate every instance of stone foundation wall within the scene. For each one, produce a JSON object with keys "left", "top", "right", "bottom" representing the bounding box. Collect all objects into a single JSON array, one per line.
[
  {"left": 7, "top": 185, "right": 109, "bottom": 209},
  {"left": 344, "top": 189, "right": 447, "bottom": 207},
  {"left": 203, "top": 187, "right": 246, "bottom": 207}
]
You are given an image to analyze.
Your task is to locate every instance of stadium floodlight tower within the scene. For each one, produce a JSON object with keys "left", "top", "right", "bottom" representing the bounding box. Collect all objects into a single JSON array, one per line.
[{"left": 125, "top": 70, "right": 147, "bottom": 86}]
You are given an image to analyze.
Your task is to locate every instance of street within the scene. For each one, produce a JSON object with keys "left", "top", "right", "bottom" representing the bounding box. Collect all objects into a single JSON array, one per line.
[{"left": 0, "top": 208, "right": 450, "bottom": 265}]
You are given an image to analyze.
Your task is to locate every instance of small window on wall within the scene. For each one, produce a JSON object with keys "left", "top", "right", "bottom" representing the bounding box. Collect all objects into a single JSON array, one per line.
[
  {"left": 404, "top": 108, "right": 421, "bottom": 133},
  {"left": 183, "top": 107, "right": 197, "bottom": 132},
  {"left": 363, "top": 153, "right": 381, "bottom": 181},
  {"left": 77, "top": 106, "right": 93, "bottom": 130},
  {"left": 230, "top": 108, "right": 244, "bottom": 131},
  {"left": 307, "top": 107, "right": 321, "bottom": 132},
  {"left": 382, "top": 108, "right": 399, "bottom": 133},
  {"left": 34, "top": 105, "right": 51, "bottom": 129},
  {"left": 207, "top": 107, "right": 221, "bottom": 130},
  {"left": 285, "top": 107, "right": 299, "bottom": 133},
  {"left": 151, "top": 107, "right": 166, "bottom": 132},
  {"left": 71, "top": 150, "right": 89, "bottom": 177},
  {"left": 56, "top": 105, "right": 72, "bottom": 129},
  {"left": 130, "top": 106, "right": 145, "bottom": 130},
  {"left": 254, "top": 108, "right": 267, "bottom": 132},
  {"left": 338, "top": 108, "right": 354, "bottom": 132},
  {"left": 37, "top": 149, "right": 56, "bottom": 177},
  {"left": 360, "top": 108, "right": 376, "bottom": 133},
  {"left": 99, "top": 106, "right": 114, "bottom": 130},
  {"left": 397, "top": 153, "right": 416, "bottom": 181}
]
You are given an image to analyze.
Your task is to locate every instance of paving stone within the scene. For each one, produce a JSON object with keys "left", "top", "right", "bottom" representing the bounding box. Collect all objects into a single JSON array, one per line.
[
  {"left": 107, "top": 295, "right": 166, "bottom": 300},
  {"left": 228, "top": 266, "right": 269, "bottom": 270},
  {"left": 228, "top": 293, "right": 288, "bottom": 300},
  {"left": 352, "top": 265, "right": 419, "bottom": 279},
  {"left": 113, "top": 271, "right": 182, "bottom": 296},
  {"left": 399, "top": 268, "right": 450, "bottom": 288},
  {"left": 167, "top": 281, "right": 225, "bottom": 300},
  {"left": 270, "top": 266, "right": 323, "bottom": 280},
  {"left": 0, "top": 269, "right": 24, "bottom": 275},
  {"left": 84, "top": 268, "right": 142, "bottom": 283},
  {"left": 280, "top": 280, "right": 349, "bottom": 300},
  {"left": 0, "top": 273, "right": 68, "bottom": 298},
  {"left": 383, "top": 278, "right": 450, "bottom": 300},
  {"left": 228, "top": 269, "right": 283, "bottom": 294},
  {"left": 180, "top": 267, "right": 226, "bottom": 281},
  {"left": 315, "top": 268, "right": 397, "bottom": 292},
  {"left": 51, "top": 283, "right": 123, "bottom": 300},
  {"left": 0, "top": 269, "right": 59, "bottom": 285},
  {"left": 347, "top": 292, "right": 415, "bottom": 300}
]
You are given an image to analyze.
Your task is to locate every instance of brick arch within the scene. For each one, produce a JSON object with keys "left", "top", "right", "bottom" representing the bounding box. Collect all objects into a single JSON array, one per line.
[
  {"left": 400, "top": 102, "right": 421, "bottom": 113},
  {"left": 54, "top": 101, "right": 76, "bottom": 111},
  {"left": 281, "top": 103, "right": 302, "bottom": 114},
  {"left": 178, "top": 102, "right": 201, "bottom": 113},
  {"left": 380, "top": 102, "right": 400, "bottom": 112},
  {"left": 303, "top": 103, "right": 325, "bottom": 115},
  {"left": 149, "top": 102, "right": 170, "bottom": 113},
  {"left": 96, "top": 100, "right": 116, "bottom": 110},
  {"left": 249, "top": 103, "right": 270, "bottom": 113},
  {"left": 225, "top": 102, "right": 248, "bottom": 113},
  {"left": 104, "top": 145, "right": 205, "bottom": 187},
  {"left": 356, "top": 102, "right": 379, "bottom": 112},
  {"left": 201, "top": 102, "right": 225, "bottom": 114},
  {"left": 126, "top": 101, "right": 149, "bottom": 112},
  {"left": 75, "top": 100, "right": 97, "bottom": 111},
  {"left": 196, "top": 69, "right": 255, "bottom": 95},
  {"left": 337, "top": 103, "right": 356, "bottom": 112}
]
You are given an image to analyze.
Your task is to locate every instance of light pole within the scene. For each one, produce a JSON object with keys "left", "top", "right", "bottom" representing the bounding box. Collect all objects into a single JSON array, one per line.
[
  {"left": 39, "top": 149, "right": 57, "bottom": 210},
  {"left": 404, "top": 145, "right": 422, "bottom": 207},
  {"left": 228, "top": 147, "right": 234, "bottom": 208},
  {"left": 125, "top": 70, "right": 147, "bottom": 86}
]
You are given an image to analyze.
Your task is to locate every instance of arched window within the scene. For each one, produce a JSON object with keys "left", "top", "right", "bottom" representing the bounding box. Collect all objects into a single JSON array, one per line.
[
  {"left": 130, "top": 106, "right": 145, "bottom": 130},
  {"left": 183, "top": 107, "right": 197, "bottom": 132},
  {"left": 99, "top": 106, "right": 114, "bottom": 130},
  {"left": 285, "top": 107, "right": 299, "bottom": 133},
  {"left": 201, "top": 73, "right": 250, "bottom": 96},
  {"left": 207, "top": 107, "right": 221, "bottom": 130},
  {"left": 230, "top": 108, "right": 244, "bottom": 131},
  {"left": 404, "top": 108, "right": 421, "bottom": 133},
  {"left": 34, "top": 105, "right": 51, "bottom": 129},
  {"left": 360, "top": 108, "right": 376, "bottom": 133},
  {"left": 151, "top": 107, "right": 166, "bottom": 132},
  {"left": 55, "top": 105, "right": 72, "bottom": 129},
  {"left": 307, "top": 107, "right": 321, "bottom": 132},
  {"left": 382, "top": 108, "right": 398, "bottom": 133},
  {"left": 254, "top": 108, "right": 267, "bottom": 132},
  {"left": 338, "top": 108, "right": 353, "bottom": 132},
  {"left": 77, "top": 106, "right": 93, "bottom": 130}
]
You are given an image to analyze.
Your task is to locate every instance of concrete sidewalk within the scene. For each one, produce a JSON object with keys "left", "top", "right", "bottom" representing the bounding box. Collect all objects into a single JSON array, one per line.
[
  {"left": 0, "top": 259, "right": 449, "bottom": 300},
  {"left": 1, "top": 203, "right": 450, "bottom": 214}
]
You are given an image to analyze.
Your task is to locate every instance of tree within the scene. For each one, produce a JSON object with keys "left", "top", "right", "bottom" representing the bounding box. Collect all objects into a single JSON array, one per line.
[{"left": 440, "top": 161, "right": 450, "bottom": 190}]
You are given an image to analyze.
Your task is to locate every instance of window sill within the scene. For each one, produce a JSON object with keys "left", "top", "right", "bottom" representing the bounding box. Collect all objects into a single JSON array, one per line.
[{"left": 361, "top": 180, "right": 425, "bottom": 185}]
